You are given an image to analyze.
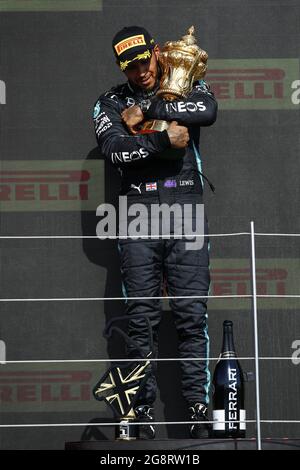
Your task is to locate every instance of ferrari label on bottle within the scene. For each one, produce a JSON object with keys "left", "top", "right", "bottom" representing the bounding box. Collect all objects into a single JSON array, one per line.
[{"left": 212, "top": 320, "right": 246, "bottom": 437}]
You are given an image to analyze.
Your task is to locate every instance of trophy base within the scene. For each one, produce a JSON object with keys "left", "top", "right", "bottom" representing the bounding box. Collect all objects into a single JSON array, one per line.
[{"left": 115, "top": 420, "right": 139, "bottom": 441}]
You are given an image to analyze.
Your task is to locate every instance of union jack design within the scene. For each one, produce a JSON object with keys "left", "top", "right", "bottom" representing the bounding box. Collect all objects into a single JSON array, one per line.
[
  {"left": 93, "top": 361, "right": 151, "bottom": 417},
  {"left": 145, "top": 182, "right": 157, "bottom": 191}
]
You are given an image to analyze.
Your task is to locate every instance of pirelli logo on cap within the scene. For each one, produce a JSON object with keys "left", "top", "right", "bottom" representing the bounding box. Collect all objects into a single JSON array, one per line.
[{"left": 114, "top": 34, "right": 146, "bottom": 56}]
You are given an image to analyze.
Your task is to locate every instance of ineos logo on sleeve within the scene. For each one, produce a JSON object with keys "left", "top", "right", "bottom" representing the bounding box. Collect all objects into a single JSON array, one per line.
[
  {"left": 111, "top": 148, "right": 149, "bottom": 164},
  {"left": 0, "top": 80, "right": 6, "bottom": 105},
  {"left": 166, "top": 101, "right": 206, "bottom": 113}
]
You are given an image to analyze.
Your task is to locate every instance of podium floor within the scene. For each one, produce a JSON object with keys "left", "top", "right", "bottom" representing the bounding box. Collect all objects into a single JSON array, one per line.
[{"left": 65, "top": 438, "right": 300, "bottom": 450}]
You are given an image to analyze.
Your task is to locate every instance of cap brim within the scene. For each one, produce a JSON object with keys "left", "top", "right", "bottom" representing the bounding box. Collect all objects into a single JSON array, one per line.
[{"left": 118, "top": 46, "right": 154, "bottom": 70}]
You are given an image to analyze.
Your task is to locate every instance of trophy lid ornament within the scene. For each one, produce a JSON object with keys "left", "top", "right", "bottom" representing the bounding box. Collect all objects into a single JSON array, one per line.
[{"left": 157, "top": 26, "right": 208, "bottom": 100}]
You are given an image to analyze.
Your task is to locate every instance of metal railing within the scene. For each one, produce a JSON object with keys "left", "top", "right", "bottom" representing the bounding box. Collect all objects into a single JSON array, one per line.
[{"left": 0, "top": 221, "right": 299, "bottom": 450}]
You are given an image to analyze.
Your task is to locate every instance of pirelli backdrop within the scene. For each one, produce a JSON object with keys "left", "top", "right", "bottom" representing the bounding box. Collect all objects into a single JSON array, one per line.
[{"left": 0, "top": 0, "right": 299, "bottom": 449}]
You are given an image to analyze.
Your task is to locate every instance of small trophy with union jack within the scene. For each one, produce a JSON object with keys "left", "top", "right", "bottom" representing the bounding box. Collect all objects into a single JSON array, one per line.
[
  {"left": 93, "top": 315, "right": 153, "bottom": 440},
  {"left": 93, "top": 359, "right": 151, "bottom": 440}
]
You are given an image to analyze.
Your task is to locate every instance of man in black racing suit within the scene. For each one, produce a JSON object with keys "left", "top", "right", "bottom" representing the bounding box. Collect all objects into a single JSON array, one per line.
[{"left": 93, "top": 26, "right": 217, "bottom": 439}]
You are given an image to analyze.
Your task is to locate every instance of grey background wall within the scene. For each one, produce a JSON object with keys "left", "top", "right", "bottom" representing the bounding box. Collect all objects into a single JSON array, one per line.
[{"left": 0, "top": 0, "right": 299, "bottom": 449}]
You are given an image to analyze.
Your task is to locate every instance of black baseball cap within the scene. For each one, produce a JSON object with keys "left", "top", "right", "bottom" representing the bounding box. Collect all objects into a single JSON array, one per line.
[{"left": 112, "top": 26, "right": 156, "bottom": 71}]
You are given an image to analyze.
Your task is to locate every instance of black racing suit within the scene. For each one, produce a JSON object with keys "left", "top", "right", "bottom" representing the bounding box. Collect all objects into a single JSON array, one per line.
[{"left": 93, "top": 79, "right": 217, "bottom": 407}]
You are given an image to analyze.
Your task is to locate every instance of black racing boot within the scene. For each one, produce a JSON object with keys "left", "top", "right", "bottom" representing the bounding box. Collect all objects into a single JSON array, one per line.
[
  {"left": 134, "top": 404, "right": 155, "bottom": 439},
  {"left": 189, "top": 403, "right": 212, "bottom": 439}
]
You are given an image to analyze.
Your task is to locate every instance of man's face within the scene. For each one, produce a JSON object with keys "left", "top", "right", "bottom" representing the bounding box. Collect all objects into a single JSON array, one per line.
[{"left": 123, "top": 45, "right": 160, "bottom": 91}]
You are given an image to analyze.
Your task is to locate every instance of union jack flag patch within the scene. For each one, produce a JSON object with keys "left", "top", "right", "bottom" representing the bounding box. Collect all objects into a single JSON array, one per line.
[{"left": 146, "top": 182, "right": 157, "bottom": 191}]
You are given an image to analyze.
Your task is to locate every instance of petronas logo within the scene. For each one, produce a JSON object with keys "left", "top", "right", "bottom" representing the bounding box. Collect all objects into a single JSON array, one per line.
[{"left": 94, "top": 361, "right": 150, "bottom": 416}]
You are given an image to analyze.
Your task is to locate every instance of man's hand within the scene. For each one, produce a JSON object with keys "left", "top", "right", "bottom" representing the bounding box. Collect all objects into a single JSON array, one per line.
[
  {"left": 121, "top": 105, "right": 144, "bottom": 134},
  {"left": 167, "top": 121, "right": 189, "bottom": 148}
]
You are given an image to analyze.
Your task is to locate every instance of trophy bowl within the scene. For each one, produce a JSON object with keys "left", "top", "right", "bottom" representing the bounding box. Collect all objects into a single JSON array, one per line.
[{"left": 138, "top": 26, "right": 208, "bottom": 160}]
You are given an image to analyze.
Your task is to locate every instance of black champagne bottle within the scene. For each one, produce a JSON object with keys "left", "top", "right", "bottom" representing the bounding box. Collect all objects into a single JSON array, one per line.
[{"left": 212, "top": 320, "right": 246, "bottom": 438}]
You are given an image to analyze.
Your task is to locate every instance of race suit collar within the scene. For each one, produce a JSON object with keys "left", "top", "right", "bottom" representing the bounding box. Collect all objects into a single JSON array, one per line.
[{"left": 127, "top": 79, "right": 160, "bottom": 99}]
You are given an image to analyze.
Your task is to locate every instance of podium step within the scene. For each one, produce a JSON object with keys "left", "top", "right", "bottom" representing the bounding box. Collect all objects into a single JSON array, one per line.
[{"left": 65, "top": 438, "right": 300, "bottom": 450}]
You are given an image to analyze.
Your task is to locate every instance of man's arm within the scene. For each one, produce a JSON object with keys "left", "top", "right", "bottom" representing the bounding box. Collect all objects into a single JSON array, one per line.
[
  {"left": 144, "top": 80, "right": 217, "bottom": 127},
  {"left": 93, "top": 96, "right": 171, "bottom": 167},
  {"left": 94, "top": 96, "right": 189, "bottom": 167}
]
